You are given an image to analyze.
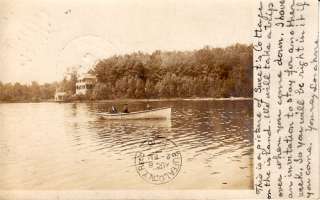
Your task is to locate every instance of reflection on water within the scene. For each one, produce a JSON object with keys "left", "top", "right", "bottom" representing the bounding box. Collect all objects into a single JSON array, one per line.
[{"left": 0, "top": 100, "right": 253, "bottom": 189}]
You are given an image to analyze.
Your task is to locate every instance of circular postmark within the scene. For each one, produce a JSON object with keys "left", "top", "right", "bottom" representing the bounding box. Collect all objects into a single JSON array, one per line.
[
  {"left": 55, "top": 34, "right": 118, "bottom": 79},
  {"left": 135, "top": 136, "right": 182, "bottom": 184}
]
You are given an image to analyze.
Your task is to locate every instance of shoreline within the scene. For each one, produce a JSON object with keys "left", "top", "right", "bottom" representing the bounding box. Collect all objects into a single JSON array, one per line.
[
  {"left": 0, "top": 97, "right": 252, "bottom": 104},
  {"left": 94, "top": 97, "right": 253, "bottom": 103}
]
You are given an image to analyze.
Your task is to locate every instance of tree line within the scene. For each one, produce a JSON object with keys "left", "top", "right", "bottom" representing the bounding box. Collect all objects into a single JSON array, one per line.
[
  {"left": 0, "top": 81, "right": 57, "bottom": 102},
  {"left": 0, "top": 43, "right": 252, "bottom": 102},
  {"left": 93, "top": 43, "right": 252, "bottom": 99}
]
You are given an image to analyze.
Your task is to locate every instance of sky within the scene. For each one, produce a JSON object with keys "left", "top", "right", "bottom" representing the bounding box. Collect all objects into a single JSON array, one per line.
[{"left": 0, "top": 0, "right": 253, "bottom": 84}]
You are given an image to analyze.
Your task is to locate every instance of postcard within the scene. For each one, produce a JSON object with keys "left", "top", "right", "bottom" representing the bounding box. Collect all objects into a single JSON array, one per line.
[{"left": 0, "top": 0, "right": 318, "bottom": 199}]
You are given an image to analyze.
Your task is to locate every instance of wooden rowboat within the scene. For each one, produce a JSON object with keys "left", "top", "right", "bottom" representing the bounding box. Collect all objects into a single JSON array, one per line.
[
  {"left": 97, "top": 118, "right": 172, "bottom": 128},
  {"left": 97, "top": 107, "right": 171, "bottom": 120}
]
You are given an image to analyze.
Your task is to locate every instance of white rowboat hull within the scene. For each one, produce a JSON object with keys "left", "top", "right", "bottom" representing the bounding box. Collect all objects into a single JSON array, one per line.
[{"left": 97, "top": 107, "right": 171, "bottom": 120}]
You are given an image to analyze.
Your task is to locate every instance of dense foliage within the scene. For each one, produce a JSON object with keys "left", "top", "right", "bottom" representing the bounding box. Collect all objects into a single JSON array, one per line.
[
  {"left": 0, "top": 70, "right": 77, "bottom": 102},
  {"left": 0, "top": 81, "right": 57, "bottom": 102},
  {"left": 93, "top": 44, "right": 252, "bottom": 99}
]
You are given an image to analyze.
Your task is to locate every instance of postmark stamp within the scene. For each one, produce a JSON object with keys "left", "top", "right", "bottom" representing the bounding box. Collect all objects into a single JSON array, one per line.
[{"left": 135, "top": 136, "right": 182, "bottom": 184}]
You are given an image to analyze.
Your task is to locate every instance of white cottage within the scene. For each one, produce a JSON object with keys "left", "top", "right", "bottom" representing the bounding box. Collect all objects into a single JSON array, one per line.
[
  {"left": 76, "top": 74, "right": 96, "bottom": 95},
  {"left": 54, "top": 91, "right": 67, "bottom": 102}
]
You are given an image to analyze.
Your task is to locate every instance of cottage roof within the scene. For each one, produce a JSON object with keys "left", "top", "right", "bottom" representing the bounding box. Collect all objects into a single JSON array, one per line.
[{"left": 78, "top": 73, "right": 96, "bottom": 80}]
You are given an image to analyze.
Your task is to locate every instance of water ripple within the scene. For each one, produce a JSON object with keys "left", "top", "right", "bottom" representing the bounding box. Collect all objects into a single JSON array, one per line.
[{"left": 0, "top": 100, "right": 253, "bottom": 189}]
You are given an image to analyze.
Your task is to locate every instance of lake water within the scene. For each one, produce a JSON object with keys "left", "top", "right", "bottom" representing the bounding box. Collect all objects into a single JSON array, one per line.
[{"left": 0, "top": 100, "right": 253, "bottom": 190}]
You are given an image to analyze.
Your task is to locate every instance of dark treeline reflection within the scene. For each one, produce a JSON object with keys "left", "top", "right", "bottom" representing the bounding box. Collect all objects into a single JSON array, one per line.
[
  {"left": 0, "top": 44, "right": 252, "bottom": 102},
  {"left": 94, "top": 44, "right": 252, "bottom": 99}
]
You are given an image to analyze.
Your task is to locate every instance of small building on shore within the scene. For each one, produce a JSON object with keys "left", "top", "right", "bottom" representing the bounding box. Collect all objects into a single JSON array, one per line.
[
  {"left": 54, "top": 91, "right": 67, "bottom": 102},
  {"left": 76, "top": 73, "right": 97, "bottom": 95}
]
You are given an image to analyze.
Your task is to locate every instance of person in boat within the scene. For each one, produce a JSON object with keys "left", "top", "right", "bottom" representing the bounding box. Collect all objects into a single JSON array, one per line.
[
  {"left": 146, "top": 104, "right": 152, "bottom": 110},
  {"left": 122, "top": 104, "right": 129, "bottom": 113},
  {"left": 110, "top": 105, "right": 118, "bottom": 113}
]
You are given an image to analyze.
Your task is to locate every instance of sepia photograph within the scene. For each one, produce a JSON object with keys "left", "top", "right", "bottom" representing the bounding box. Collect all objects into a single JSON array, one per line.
[{"left": 0, "top": 0, "right": 253, "bottom": 192}]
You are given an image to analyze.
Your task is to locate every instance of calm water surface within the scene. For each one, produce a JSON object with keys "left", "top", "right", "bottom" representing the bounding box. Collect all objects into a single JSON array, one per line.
[{"left": 0, "top": 100, "right": 253, "bottom": 189}]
